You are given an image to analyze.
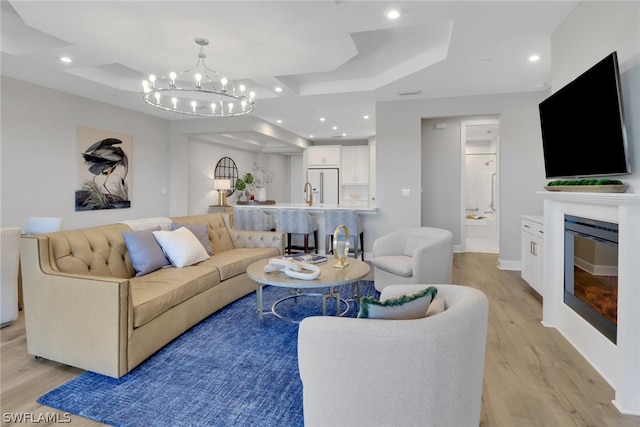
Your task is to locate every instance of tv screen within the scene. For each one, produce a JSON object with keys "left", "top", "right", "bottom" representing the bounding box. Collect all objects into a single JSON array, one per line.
[{"left": 539, "top": 52, "right": 630, "bottom": 179}]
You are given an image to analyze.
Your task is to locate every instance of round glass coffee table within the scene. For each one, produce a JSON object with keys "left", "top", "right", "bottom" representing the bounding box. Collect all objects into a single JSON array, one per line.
[{"left": 247, "top": 258, "right": 370, "bottom": 326}]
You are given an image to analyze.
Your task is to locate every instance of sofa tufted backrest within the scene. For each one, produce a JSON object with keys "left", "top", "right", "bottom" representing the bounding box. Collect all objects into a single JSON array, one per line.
[
  {"left": 45, "top": 224, "right": 134, "bottom": 279},
  {"left": 170, "top": 213, "right": 234, "bottom": 253}
]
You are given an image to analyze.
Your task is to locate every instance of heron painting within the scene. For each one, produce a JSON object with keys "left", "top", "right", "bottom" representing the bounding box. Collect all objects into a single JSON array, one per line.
[{"left": 75, "top": 126, "right": 131, "bottom": 211}]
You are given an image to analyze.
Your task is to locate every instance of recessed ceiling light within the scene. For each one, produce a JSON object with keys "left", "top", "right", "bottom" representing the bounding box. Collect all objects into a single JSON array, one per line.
[
  {"left": 320, "top": 117, "right": 326, "bottom": 122},
  {"left": 387, "top": 9, "right": 400, "bottom": 20},
  {"left": 58, "top": 56, "right": 72, "bottom": 63},
  {"left": 276, "top": 119, "right": 282, "bottom": 124},
  {"left": 274, "top": 87, "right": 283, "bottom": 93},
  {"left": 529, "top": 54, "right": 541, "bottom": 62},
  {"left": 363, "top": 115, "right": 370, "bottom": 120},
  {"left": 332, "top": 126, "right": 338, "bottom": 130},
  {"left": 342, "top": 133, "right": 347, "bottom": 137},
  {"left": 309, "top": 134, "right": 314, "bottom": 138}
]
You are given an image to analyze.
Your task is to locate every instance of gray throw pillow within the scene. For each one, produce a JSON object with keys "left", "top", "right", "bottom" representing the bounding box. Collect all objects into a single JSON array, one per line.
[
  {"left": 170, "top": 222, "right": 214, "bottom": 255},
  {"left": 123, "top": 227, "right": 170, "bottom": 276}
]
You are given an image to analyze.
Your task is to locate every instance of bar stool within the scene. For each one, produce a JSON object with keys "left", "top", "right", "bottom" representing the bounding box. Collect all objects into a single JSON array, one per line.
[
  {"left": 276, "top": 210, "right": 318, "bottom": 254},
  {"left": 325, "top": 211, "right": 365, "bottom": 260},
  {"left": 233, "top": 207, "right": 275, "bottom": 231}
]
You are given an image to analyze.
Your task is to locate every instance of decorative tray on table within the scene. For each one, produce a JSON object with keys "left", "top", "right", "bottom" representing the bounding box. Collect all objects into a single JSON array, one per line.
[{"left": 544, "top": 179, "right": 628, "bottom": 193}]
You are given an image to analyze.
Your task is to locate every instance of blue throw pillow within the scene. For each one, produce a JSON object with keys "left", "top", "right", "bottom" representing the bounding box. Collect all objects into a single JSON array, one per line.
[
  {"left": 170, "top": 222, "right": 214, "bottom": 255},
  {"left": 123, "top": 227, "right": 171, "bottom": 276}
]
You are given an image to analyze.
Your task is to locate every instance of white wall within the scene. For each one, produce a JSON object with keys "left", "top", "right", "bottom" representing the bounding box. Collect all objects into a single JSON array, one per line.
[
  {"left": 551, "top": 0, "right": 640, "bottom": 192},
  {"left": 1, "top": 77, "right": 171, "bottom": 230},
  {"left": 188, "top": 140, "right": 290, "bottom": 214},
  {"left": 375, "top": 92, "right": 547, "bottom": 266}
]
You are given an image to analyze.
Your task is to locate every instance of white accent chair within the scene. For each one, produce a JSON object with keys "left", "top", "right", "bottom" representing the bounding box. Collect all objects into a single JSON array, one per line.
[
  {"left": 371, "top": 227, "right": 453, "bottom": 292},
  {"left": 1, "top": 228, "right": 21, "bottom": 327},
  {"left": 298, "top": 284, "right": 489, "bottom": 427}
]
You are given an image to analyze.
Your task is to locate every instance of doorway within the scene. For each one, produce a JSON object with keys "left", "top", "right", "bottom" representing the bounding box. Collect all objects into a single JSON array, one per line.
[{"left": 461, "top": 119, "right": 499, "bottom": 253}]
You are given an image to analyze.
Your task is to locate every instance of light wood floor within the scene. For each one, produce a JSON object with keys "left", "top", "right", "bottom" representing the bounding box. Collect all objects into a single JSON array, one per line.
[{"left": 1, "top": 253, "right": 639, "bottom": 426}]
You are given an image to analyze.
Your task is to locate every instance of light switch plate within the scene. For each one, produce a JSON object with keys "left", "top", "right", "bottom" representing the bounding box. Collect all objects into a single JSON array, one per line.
[{"left": 402, "top": 188, "right": 410, "bottom": 197}]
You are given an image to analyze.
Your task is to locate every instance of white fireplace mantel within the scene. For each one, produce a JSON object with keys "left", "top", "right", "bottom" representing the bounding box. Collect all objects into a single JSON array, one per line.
[{"left": 540, "top": 191, "right": 640, "bottom": 415}]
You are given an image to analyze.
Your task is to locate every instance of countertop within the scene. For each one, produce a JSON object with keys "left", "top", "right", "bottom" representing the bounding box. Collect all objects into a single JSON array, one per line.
[{"left": 230, "top": 202, "right": 377, "bottom": 212}]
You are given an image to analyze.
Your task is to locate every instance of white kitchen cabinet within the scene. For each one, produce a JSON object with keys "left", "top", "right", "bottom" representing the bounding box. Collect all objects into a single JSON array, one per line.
[
  {"left": 341, "top": 146, "right": 369, "bottom": 184},
  {"left": 307, "top": 146, "right": 341, "bottom": 168},
  {"left": 521, "top": 215, "right": 544, "bottom": 296}
]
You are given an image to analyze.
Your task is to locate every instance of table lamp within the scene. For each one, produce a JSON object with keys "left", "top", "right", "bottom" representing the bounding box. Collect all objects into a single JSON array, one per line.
[{"left": 213, "top": 179, "right": 231, "bottom": 206}]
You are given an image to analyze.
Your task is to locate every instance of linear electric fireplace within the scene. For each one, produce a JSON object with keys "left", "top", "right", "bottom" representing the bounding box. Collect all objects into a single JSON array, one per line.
[{"left": 564, "top": 215, "right": 618, "bottom": 344}]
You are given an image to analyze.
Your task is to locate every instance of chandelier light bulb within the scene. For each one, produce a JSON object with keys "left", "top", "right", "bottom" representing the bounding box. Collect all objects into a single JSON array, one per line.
[{"left": 141, "top": 38, "right": 255, "bottom": 117}]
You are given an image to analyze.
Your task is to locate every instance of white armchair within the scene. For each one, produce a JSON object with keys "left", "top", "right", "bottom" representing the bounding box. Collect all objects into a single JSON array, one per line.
[
  {"left": 298, "top": 284, "right": 489, "bottom": 427},
  {"left": 372, "top": 227, "right": 453, "bottom": 291},
  {"left": 1, "top": 227, "right": 21, "bottom": 327}
]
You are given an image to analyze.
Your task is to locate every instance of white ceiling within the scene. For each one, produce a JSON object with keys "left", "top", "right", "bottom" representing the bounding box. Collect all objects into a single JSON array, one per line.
[{"left": 0, "top": 0, "right": 578, "bottom": 152}]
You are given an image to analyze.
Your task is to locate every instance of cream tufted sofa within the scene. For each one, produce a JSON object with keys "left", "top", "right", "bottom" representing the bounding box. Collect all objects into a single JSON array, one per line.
[{"left": 20, "top": 213, "right": 284, "bottom": 378}]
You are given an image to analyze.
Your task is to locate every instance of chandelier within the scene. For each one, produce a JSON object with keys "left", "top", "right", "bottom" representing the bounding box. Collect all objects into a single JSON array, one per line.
[{"left": 142, "top": 38, "right": 255, "bottom": 117}]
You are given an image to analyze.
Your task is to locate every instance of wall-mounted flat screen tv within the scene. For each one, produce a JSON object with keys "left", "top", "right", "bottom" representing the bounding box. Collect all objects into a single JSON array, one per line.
[{"left": 539, "top": 51, "right": 631, "bottom": 179}]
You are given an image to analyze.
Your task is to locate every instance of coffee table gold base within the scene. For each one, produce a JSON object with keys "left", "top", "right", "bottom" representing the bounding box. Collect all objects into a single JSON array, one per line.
[
  {"left": 274, "top": 291, "right": 348, "bottom": 324},
  {"left": 249, "top": 258, "right": 370, "bottom": 327}
]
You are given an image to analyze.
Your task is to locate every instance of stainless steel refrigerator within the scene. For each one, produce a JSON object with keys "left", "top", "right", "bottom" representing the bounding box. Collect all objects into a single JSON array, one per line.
[{"left": 307, "top": 168, "right": 339, "bottom": 204}]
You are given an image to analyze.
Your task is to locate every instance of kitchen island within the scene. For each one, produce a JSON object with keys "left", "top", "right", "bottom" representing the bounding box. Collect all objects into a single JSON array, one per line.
[{"left": 231, "top": 202, "right": 377, "bottom": 256}]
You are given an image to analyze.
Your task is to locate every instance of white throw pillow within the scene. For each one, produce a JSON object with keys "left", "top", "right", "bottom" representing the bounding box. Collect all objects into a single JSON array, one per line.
[
  {"left": 153, "top": 227, "right": 209, "bottom": 268},
  {"left": 358, "top": 286, "right": 437, "bottom": 319}
]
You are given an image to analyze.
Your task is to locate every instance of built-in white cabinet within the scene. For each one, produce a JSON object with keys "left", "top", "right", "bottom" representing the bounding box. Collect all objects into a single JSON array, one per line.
[
  {"left": 341, "top": 146, "right": 369, "bottom": 184},
  {"left": 307, "top": 146, "right": 341, "bottom": 168},
  {"left": 521, "top": 215, "right": 544, "bottom": 296}
]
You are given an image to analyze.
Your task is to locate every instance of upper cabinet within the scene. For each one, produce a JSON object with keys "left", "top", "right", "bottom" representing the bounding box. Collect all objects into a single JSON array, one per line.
[
  {"left": 341, "top": 146, "right": 369, "bottom": 184},
  {"left": 307, "top": 146, "right": 341, "bottom": 168}
]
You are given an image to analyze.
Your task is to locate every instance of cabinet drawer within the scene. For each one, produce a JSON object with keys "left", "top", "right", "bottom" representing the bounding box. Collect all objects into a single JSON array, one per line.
[{"left": 522, "top": 219, "right": 544, "bottom": 239}]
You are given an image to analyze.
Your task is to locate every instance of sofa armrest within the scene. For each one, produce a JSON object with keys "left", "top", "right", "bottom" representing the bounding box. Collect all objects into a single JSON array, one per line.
[
  {"left": 223, "top": 215, "right": 285, "bottom": 255},
  {"left": 20, "top": 235, "right": 130, "bottom": 378}
]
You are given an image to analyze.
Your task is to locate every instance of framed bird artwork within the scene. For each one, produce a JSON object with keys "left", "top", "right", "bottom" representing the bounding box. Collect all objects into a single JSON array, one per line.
[{"left": 76, "top": 126, "right": 132, "bottom": 211}]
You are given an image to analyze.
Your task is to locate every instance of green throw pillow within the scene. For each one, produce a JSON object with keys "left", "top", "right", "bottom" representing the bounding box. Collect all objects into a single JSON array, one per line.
[{"left": 358, "top": 286, "right": 437, "bottom": 319}]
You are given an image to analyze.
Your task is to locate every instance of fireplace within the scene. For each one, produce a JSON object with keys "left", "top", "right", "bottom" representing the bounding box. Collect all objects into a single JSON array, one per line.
[
  {"left": 542, "top": 191, "right": 640, "bottom": 415},
  {"left": 564, "top": 215, "right": 618, "bottom": 344}
]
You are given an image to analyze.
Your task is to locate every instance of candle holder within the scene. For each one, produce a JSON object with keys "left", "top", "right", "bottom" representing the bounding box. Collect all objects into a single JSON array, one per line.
[{"left": 332, "top": 225, "right": 350, "bottom": 269}]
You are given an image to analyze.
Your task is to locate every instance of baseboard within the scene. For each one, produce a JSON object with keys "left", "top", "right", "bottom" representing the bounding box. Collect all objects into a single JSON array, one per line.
[{"left": 498, "top": 259, "right": 521, "bottom": 271}]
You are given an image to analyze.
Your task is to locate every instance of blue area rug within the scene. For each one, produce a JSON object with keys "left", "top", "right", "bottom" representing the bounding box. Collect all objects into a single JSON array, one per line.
[{"left": 38, "top": 280, "right": 377, "bottom": 427}]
